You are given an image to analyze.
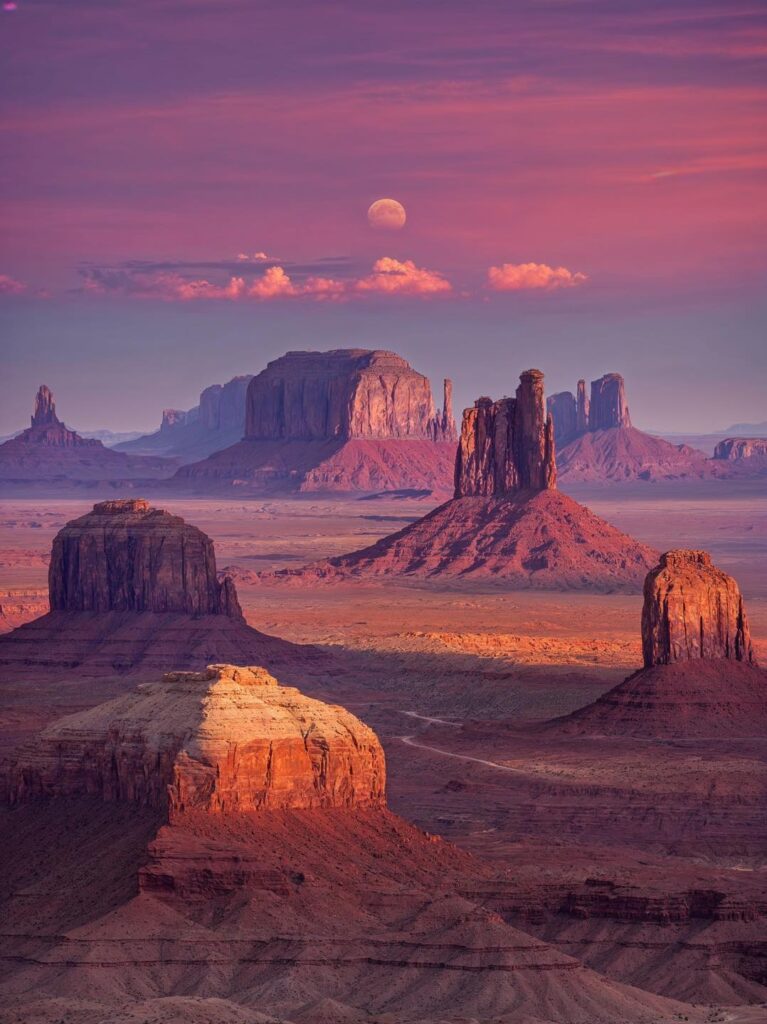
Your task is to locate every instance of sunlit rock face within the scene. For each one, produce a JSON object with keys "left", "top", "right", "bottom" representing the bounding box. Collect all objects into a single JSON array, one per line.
[
  {"left": 245, "top": 349, "right": 456, "bottom": 442},
  {"left": 454, "top": 369, "right": 557, "bottom": 497},
  {"left": 714, "top": 437, "right": 767, "bottom": 461},
  {"left": 642, "top": 549, "right": 754, "bottom": 667},
  {"left": 7, "top": 663, "right": 386, "bottom": 814},
  {"left": 48, "top": 499, "right": 242, "bottom": 618}
]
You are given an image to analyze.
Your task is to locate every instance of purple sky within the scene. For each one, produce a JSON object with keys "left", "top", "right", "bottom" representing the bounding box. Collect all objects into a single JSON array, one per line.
[{"left": 1, "top": 0, "right": 766, "bottom": 433}]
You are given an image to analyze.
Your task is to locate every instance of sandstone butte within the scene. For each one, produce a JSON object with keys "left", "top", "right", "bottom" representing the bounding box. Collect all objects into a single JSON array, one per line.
[
  {"left": 7, "top": 663, "right": 386, "bottom": 813},
  {"left": 0, "top": 385, "right": 176, "bottom": 485},
  {"left": 553, "top": 549, "right": 767, "bottom": 737},
  {"left": 172, "top": 348, "right": 458, "bottom": 494},
  {"left": 261, "top": 368, "right": 659, "bottom": 591},
  {"left": 546, "top": 372, "right": 723, "bottom": 482},
  {"left": 0, "top": 498, "right": 314, "bottom": 678},
  {"left": 713, "top": 436, "right": 767, "bottom": 469},
  {"left": 115, "top": 374, "right": 254, "bottom": 461},
  {"left": 0, "top": 661, "right": 704, "bottom": 1024}
]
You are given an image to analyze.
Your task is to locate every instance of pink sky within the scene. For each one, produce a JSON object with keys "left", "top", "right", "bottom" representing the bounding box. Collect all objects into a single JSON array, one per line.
[{"left": 1, "top": 0, "right": 765, "bottom": 432}]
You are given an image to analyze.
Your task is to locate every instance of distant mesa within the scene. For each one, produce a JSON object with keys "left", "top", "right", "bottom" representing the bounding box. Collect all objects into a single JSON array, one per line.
[
  {"left": 173, "top": 349, "right": 458, "bottom": 495},
  {"left": 117, "top": 374, "right": 254, "bottom": 461},
  {"left": 713, "top": 436, "right": 767, "bottom": 469},
  {"left": 0, "top": 385, "right": 177, "bottom": 489},
  {"left": 260, "top": 369, "right": 658, "bottom": 590},
  {"left": 547, "top": 373, "right": 717, "bottom": 482},
  {"left": 553, "top": 549, "right": 766, "bottom": 738},
  {"left": 0, "top": 498, "right": 311, "bottom": 677}
]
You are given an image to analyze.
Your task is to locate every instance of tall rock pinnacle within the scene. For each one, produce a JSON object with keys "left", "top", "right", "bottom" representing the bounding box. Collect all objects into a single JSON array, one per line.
[
  {"left": 454, "top": 369, "right": 557, "bottom": 497},
  {"left": 576, "top": 379, "right": 590, "bottom": 433},
  {"left": 642, "top": 550, "right": 754, "bottom": 667},
  {"left": 31, "top": 385, "right": 60, "bottom": 428}
]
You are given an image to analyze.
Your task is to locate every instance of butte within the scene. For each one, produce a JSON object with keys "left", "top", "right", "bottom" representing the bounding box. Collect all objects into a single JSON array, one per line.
[{"left": 264, "top": 369, "right": 659, "bottom": 590}]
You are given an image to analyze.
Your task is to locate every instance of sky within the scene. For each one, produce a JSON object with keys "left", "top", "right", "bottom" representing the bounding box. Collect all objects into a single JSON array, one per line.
[{"left": 1, "top": 0, "right": 766, "bottom": 434}]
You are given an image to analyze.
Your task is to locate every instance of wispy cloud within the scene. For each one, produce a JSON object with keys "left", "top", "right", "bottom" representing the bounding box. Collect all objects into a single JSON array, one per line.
[{"left": 487, "top": 262, "right": 587, "bottom": 291}]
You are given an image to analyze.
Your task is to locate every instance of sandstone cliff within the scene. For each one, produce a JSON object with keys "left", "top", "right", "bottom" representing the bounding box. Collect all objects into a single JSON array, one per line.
[
  {"left": 245, "top": 349, "right": 455, "bottom": 442},
  {"left": 642, "top": 549, "right": 754, "bottom": 667},
  {"left": 455, "top": 369, "right": 556, "bottom": 497},
  {"left": 8, "top": 663, "right": 385, "bottom": 813},
  {"left": 48, "top": 498, "right": 242, "bottom": 617},
  {"left": 714, "top": 437, "right": 767, "bottom": 462},
  {"left": 589, "top": 373, "right": 631, "bottom": 431}
]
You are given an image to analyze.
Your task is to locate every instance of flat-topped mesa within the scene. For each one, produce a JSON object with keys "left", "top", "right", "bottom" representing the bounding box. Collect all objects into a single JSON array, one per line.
[
  {"left": 48, "top": 499, "right": 242, "bottom": 618},
  {"left": 245, "top": 349, "right": 453, "bottom": 442},
  {"left": 714, "top": 437, "right": 767, "bottom": 461},
  {"left": 455, "top": 369, "right": 557, "bottom": 497},
  {"left": 642, "top": 549, "right": 754, "bottom": 667},
  {"left": 7, "top": 663, "right": 386, "bottom": 815},
  {"left": 589, "top": 372, "right": 631, "bottom": 431}
]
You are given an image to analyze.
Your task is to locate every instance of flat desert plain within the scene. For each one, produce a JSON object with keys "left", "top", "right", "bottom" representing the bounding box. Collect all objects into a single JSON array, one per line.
[{"left": 1, "top": 483, "right": 766, "bottom": 1011}]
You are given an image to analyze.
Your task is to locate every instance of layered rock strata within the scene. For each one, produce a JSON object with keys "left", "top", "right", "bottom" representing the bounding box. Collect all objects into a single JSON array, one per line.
[
  {"left": 7, "top": 663, "right": 385, "bottom": 813},
  {"left": 642, "top": 549, "right": 754, "bottom": 667}
]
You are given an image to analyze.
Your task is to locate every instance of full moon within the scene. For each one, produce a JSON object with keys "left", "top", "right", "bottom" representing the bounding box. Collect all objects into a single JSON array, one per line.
[{"left": 367, "top": 198, "right": 407, "bottom": 231}]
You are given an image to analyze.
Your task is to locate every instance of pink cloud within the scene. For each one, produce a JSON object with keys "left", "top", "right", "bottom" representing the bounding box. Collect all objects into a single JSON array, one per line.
[
  {"left": 487, "top": 262, "right": 587, "bottom": 291},
  {"left": 80, "top": 258, "right": 450, "bottom": 302},
  {"left": 355, "top": 257, "right": 452, "bottom": 296},
  {"left": 0, "top": 274, "right": 27, "bottom": 295}
]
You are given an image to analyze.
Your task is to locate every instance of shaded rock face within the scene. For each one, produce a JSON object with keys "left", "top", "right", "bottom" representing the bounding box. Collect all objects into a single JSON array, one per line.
[
  {"left": 547, "top": 372, "right": 630, "bottom": 444},
  {"left": 161, "top": 408, "right": 188, "bottom": 431},
  {"left": 576, "top": 378, "right": 590, "bottom": 433},
  {"left": 199, "top": 375, "right": 252, "bottom": 432},
  {"left": 714, "top": 437, "right": 767, "bottom": 461},
  {"left": 49, "top": 499, "right": 242, "bottom": 618},
  {"left": 642, "top": 550, "right": 754, "bottom": 667},
  {"left": 8, "top": 663, "right": 386, "bottom": 814},
  {"left": 590, "top": 372, "right": 631, "bottom": 431},
  {"left": 245, "top": 349, "right": 455, "bottom": 442},
  {"left": 455, "top": 369, "right": 557, "bottom": 497},
  {"left": 547, "top": 391, "right": 578, "bottom": 446}
]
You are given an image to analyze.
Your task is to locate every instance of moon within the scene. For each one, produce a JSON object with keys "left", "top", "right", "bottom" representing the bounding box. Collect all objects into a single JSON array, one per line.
[{"left": 367, "top": 198, "right": 407, "bottom": 231}]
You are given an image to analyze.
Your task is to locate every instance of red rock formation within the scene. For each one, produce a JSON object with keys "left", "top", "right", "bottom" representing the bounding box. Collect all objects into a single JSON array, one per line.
[
  {"left": 714, "top": 437, "right": 767, "bottom": 462},
  {"left": 160, "top": 408, "right": 188, "bottom": 430},
  {"left": 556, "top": 426, "right": 716, "bottom": 482},
  {"left": 0, "top": 387, "right": 176, "bottom": 485},
  {"left": 245, "top": 349, "right": 450, "bottom": 441},
  {"left": 547, "top": 390, "right": 578, "bottom": 446},
  {"left": 455, "top": 369, "right": 557, "bottom": 497},
  {"left": 642, "top": 549, "right": 754, "bottom": 667},
  {"left": 31, "top": 385, "right": 58, "bottom": 427},
  {"left": 49, "top": 499, "right": 242, "bottom": 617},
  {"left": 8, "top": 663, "right": 385, "bottom": 812},
  {"left": 173, "top": 350, "right": 457, "bottom": 493},
  {"left": 589, "top": 373, "right": 631, "bottom": 431}
]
